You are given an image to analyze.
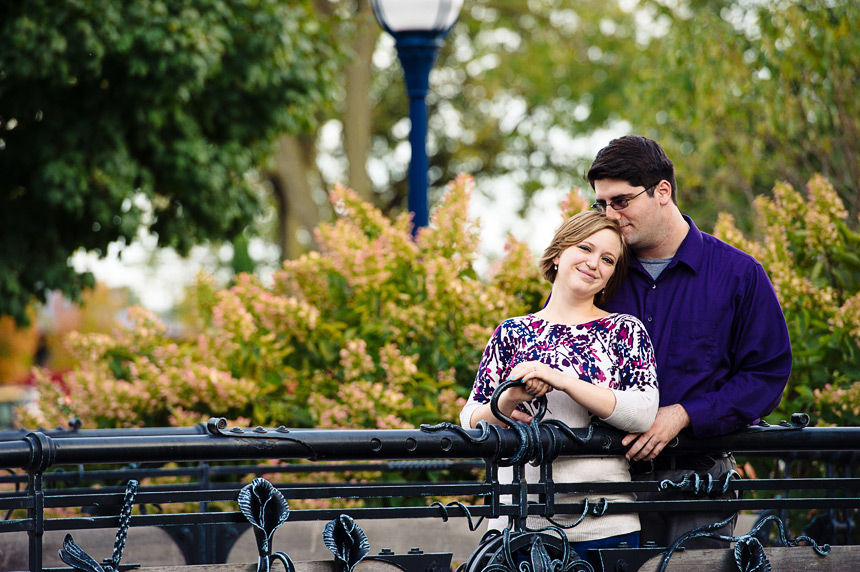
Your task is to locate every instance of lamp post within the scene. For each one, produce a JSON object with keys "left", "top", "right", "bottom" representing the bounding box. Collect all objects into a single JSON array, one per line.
[{"left": 371, "top": 0, "right": 464, "bottom": 232}]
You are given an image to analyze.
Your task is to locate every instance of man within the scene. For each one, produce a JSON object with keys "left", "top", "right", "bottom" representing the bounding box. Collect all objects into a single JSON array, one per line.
[{"left": 586, "top": 135, "right": 792, "bottom": 548}]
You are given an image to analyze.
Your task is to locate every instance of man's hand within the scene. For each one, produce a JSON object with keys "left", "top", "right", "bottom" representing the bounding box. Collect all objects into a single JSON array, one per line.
[{"left": 622, "top": 404, "right": 691, "bottom": 461}]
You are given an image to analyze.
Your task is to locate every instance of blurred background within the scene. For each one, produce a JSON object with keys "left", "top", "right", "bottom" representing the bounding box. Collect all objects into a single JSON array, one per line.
[{"left": 1, "top": 0, "right": 857, "bottom": 427}]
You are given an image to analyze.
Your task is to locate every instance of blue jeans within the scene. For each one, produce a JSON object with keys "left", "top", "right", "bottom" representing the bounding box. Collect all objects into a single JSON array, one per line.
[{"left": 569, "top": 531, "right": 639, "bottom": 561}]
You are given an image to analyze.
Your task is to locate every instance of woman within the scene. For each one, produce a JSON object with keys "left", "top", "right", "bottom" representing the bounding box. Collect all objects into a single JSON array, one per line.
[{"left": 460, "top": 211, "right": 658, "bottom": 557}]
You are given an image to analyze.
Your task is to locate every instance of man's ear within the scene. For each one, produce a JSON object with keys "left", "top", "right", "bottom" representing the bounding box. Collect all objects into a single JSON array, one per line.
[{"left": 655, "top": 180, "right": 673, "bottom": 205}]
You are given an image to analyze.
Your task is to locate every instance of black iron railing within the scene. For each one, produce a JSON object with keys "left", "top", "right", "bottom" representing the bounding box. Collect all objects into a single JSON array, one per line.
[{"left": 0, "top": 415, "right": 857, "bottom": 572}]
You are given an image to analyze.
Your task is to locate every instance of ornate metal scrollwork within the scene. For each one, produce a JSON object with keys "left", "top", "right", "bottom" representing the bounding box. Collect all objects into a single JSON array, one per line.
[
  {"left": 459, "top": 526, "right": 594, "bottom": 572},
  {"left": 422, "top": 419, "right": 505, "bottom": 465},
  {"left": 58, "top": 479, "right": 138, "bottom": 572},
  {"left": 421, "top": 420, "right": 493, "bottom": 443},
  {"left": 545, "top": 497, "right": 609, "bottom": 531},
  {"left": 426, "top": 381, "right": 610, "bottom": 536},
  {"left": 488, "top": 380, "right": 550, "bottom": 467},
  {"left": 208, "top": 417, "right": 317, "bottom": 459},
  {"left": 431, "top": 500, "right": 486, "bottom": 531},
  {"left": 655, "top": 512, "right": 831, "bottom": 572},
  {"left": 659, "top": 469, "right": 740, "bottom": 497},
  {"left": 238, "top": 478, "right": 296, "bottom": 572}
]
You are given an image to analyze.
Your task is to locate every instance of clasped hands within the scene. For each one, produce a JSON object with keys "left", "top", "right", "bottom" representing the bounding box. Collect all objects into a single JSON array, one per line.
[
  {"left": 503, "top": 361, "right": 557, "bottom": 423},
  {"left": 505, "top": 361, "right": 691, "bottom": 462}
]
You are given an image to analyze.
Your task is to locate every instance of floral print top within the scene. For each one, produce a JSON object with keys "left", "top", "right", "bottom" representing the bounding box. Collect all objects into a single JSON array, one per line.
[{"left": 461, "top": 313, "right": 658, "bottom": 433}]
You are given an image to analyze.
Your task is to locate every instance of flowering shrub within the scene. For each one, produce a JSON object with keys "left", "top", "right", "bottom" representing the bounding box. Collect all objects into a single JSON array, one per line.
[
  {"left": 714, "top": 175, "right": 860, "bottom": 425},
  {"left": 19, "top": 307, "right": 258, "bottom": 429},
  {"left": 19, "top": 175, "right": 580, "bottom": 431},
  {"left": 20, "top": 174, "right": 859, "bottom": 431}
]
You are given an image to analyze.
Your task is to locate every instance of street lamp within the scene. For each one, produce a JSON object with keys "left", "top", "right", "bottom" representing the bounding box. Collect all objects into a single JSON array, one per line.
[{"left": 371, "top": 0, "right": 464, "bottom": 232}]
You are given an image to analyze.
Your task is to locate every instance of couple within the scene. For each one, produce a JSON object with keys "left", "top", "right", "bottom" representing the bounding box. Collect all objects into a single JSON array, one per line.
[{"left": 459, "top": 135, "right": 792, "bottom": 557}]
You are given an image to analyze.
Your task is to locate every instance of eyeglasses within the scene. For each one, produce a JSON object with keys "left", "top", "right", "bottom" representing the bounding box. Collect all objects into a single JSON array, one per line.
[{"left": 591, "top": 185, "right": 655, "bottom": 213}]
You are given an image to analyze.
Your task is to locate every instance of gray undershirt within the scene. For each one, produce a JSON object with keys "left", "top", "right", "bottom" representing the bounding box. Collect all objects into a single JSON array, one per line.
[{"left": 637, "top": 256, "right": 673, "bottom": 280}]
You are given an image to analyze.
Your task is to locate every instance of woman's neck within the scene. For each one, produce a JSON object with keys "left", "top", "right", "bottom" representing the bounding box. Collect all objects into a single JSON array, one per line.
[{"left": 535, "top": 290, "right": 607, "bottom": 326}]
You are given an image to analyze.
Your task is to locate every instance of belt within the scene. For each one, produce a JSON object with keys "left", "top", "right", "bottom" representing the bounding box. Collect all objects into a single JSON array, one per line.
[{"left": 630, "top": 452, "right": 731, "bottom": 475}]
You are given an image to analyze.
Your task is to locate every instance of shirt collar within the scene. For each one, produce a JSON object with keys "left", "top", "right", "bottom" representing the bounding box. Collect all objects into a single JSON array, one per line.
[
  {"left": 670, "top": 215, "right": 704, "bottom": 274},
  {"left": 629, "top": 214, "right": 704, "bottom": 275}
]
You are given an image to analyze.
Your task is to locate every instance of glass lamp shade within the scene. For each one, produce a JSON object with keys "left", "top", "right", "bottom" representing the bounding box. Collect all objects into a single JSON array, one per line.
[{"left": 371, "top": 0, "right": 464, "bottom": 34}]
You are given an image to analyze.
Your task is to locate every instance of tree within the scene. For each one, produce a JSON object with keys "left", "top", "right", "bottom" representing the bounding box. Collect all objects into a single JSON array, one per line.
[
  {"left": 281, "top": 0, "right": 859, "bottom": 255},
  {"left": 627, "top": 0, "right": 859, "bottom": 230},
  {"left": 270, "top": 0, "right": 646, "bottom": 258},
  {"left": 0, "top": 0, "right": 341, "bottom": 325}
]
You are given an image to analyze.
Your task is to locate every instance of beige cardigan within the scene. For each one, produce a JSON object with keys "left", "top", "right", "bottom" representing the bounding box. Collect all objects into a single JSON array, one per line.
[{"left": 459, "top": 313, "right": 659, "bottom": 542}]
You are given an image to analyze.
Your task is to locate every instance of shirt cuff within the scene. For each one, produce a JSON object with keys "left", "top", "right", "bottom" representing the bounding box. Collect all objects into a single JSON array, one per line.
[
  {"left": 459, "top": 401, "right": 481, "bottom": 428},
  {"left": 601, "top": 389, "right": 658, "bottom": 433},
  {"left": 680, "top": 398, "right": 711, "bottom": 438}
]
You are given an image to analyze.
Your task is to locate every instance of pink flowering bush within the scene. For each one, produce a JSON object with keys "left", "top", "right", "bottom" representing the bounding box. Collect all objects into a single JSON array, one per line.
[
  {"left": 18, "top": 307, "right": 258, "bottom": 429},
  {"left": 22, "top": 174, "right": 858, "bottom": 431},
  {"left": 714, "top": 175, "right": 860, "bottom": 425},
  {"left": 19, "top": 175, "right": 584, "bottom": 431}
]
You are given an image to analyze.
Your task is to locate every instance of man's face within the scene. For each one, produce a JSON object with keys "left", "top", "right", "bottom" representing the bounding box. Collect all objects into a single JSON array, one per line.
[{"left": 593, "top": 179, "right": 662, "bottom": 254}]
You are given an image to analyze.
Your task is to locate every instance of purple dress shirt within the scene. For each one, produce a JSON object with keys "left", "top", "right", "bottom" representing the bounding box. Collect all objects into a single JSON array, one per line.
[{"left": 601, "top": 216, "right": 792, "bottom": 438}]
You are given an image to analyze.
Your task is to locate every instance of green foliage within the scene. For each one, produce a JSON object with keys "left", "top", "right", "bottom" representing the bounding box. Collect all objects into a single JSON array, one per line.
[
  {"left": 0, "top": 0, "right": 341, "bottom": 325},
  {"left": 367, "top": 0, "right": 645, "bottom": 215},
  {"left": 18, "top": 176, "right": 579, "bottom": 430},
  {"left": 630, "top": 0, "right": 860, "bottom": 230},
  {"left": 714, "top": 175, "right": 860, "bottom": 425}
]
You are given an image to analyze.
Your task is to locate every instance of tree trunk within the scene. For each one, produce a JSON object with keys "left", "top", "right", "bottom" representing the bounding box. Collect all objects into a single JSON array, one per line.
[
  {"left": 271, "top": 135, "right": 321, "bottom": 261},
  {"left": 268, "top": 2, "right": 380, "bottom": 261},
  {"left": 343, "top": 0, "right": 378, "bottom": 201}
]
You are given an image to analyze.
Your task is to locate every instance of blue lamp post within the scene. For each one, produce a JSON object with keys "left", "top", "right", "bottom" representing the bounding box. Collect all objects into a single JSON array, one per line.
[{"left": 371, "top": 0, "right": 464, "bottom": 232}]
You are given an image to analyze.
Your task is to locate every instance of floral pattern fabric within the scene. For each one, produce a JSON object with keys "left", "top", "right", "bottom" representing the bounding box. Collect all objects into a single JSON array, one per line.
[{"left": 467, "top": 313, "right": 657, "bottom": 424}]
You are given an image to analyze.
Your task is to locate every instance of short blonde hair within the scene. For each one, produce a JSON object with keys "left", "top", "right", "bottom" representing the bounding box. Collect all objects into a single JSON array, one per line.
[{"left": 538, "top": 211, "right": 629, "bottom": 305}]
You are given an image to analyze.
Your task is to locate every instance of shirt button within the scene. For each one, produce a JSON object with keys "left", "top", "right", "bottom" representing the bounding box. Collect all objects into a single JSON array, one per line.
[
  {"left": 647, "top": 317, "right": 653, "bottom": 322},
  {"left": 651, "top": 283, "right": 657, "bottom": 289}
]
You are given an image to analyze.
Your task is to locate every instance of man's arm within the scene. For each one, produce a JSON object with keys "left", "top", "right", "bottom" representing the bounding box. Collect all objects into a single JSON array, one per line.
[
  {"left": 680, "top": 264, "right": 792, "bottom": 438},
  {"left": 625, "top": 263, "right": 792, "bottom": 457}
]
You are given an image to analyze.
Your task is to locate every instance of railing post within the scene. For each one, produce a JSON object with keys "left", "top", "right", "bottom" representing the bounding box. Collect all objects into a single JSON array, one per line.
[
  {"left": 27, "top": 469, "right": 44, "bottom": 572},
  {"left": 201, "top": 460, "right": 213, "bottom": 563},
  {"left": 24, "top": 431, "right": 55, "bottom": 572},
  {"left": 486, "top": 459, "right": 501, "bottom": 520},
  {"left": 513, "top": 464, "right": 527, "bottom": 531}
]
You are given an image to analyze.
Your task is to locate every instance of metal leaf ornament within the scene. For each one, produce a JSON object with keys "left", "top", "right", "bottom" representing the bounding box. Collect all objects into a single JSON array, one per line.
[
  {"left": 734, "top": 536, "right": 772, "bottom": 572},
  {"left": 238, "top": 478, "right": 295, "bottom": 572},
  {"left": 324, "top": 514, "right": 371, "bottom": 572},
  {"left": 529, "top": 535, "right": 555, "bottom": 572},
  {"left": 58, "top": 534, "right": 107, "bottom": 572}
]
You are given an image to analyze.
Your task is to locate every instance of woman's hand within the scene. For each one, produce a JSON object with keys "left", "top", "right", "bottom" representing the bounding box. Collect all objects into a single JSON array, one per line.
[
  {"left": 500, "top": 380, "right": 550, "bottom": 405},
  {"left": 470, "top": 372, "right": 549, "bottom": 428},
  {"left": 510, "top": 360, "right": 617, "bottom": 419},
  {"left": 509, "top": 361, "right": 559, "bottom": 394}
]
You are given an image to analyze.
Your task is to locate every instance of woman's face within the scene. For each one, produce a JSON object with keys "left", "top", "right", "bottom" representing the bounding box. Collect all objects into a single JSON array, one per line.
[{"left": 553, "top": 228, "right": 622, "bottom": 298}]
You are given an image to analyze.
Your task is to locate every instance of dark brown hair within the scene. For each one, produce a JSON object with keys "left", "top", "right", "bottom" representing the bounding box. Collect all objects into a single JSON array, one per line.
[{"left": 587, "top": 135, "right": 677, "bottom": 204}]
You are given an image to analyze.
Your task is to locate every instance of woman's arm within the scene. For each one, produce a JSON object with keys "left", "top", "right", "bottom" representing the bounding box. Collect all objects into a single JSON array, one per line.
[
  {"left": 604, "top": 315, "right": 660, "bottom": 432},
  {"left": 509, "top": 361, "right": 617, "bottom": 419}
]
